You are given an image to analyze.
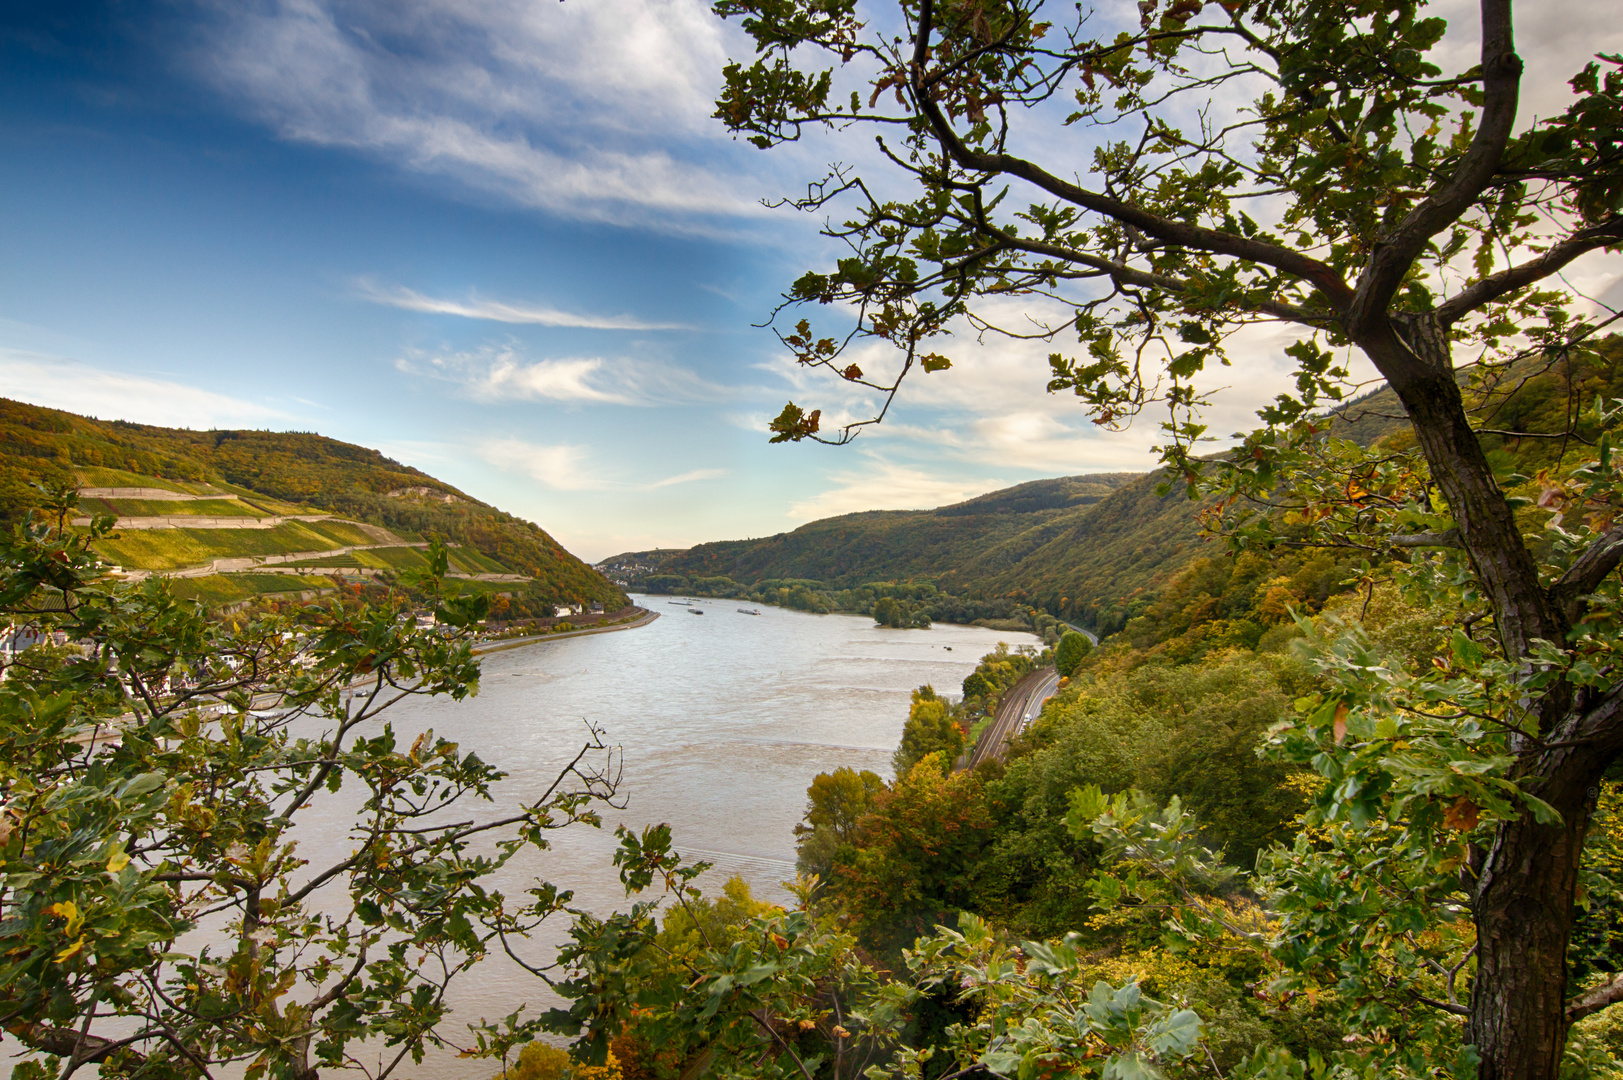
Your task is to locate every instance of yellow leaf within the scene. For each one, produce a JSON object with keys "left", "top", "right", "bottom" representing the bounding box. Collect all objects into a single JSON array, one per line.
[
  {"left": 55, "top": 936, "right": 86, "bottom": 961},
  {"left": 47, "top": 901, "right": 78, "bottom": 921},
  {"left": 1333, "top": 702, "right": 1348, "bottom": 745},
  {"left": 107, "top": 848, "right": 131, "bottom": 874}
]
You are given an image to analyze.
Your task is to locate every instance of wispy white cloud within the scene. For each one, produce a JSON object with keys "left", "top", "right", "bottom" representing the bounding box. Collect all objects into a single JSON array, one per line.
[
  {"left": 356, "top": 280, "right": 694, "bottom": 330},
  {"left": 476, "top": 436, "right": 724, "bottom": 492},
  {"left": 0, "top": 350, "right": 291, "bottom": 429},
  {"left": 398, "top": 342, "right": 738, "bottom": 406},
  {"left": 477, "top": 437, "right": 595, "bottom": 490},
  {"left": 481, "top": 357, "right": 632, "bottom": 404},
  {"left": 649, "top": 467, "right": 727, "bottom": 488},
  {"left": 191, "top": 0, "right": 771, "bottom": 228}
]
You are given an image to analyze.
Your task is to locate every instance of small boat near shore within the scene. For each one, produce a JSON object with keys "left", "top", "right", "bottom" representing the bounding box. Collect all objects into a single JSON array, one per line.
[
  {"left": 688, "top": 608, "right": 705, "bottom": 615},
  {"left": 737, "top": 608, "right": 761, "bottom": 615}
]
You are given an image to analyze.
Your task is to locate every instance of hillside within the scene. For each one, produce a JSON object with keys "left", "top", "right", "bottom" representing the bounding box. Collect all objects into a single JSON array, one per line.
[
  {"left": 0, "top": 397, "right": 625, "bottom": 611},
  {"left": 598, "top": 473, "right": 1139, "bottom": 588},
  {"left": 597, "top": 377, "right": 1430, "bottom": 631},
  {"left": 606, "top": 338, "right": 1623, "bottom": 640}
]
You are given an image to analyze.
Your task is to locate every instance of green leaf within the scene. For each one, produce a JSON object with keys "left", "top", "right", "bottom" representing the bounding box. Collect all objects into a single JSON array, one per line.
[
  {"left": 1103, "top": 1051, "right": 1162, "bottom": 1080},
  {"left": 1449, "top": 629, "right": 1486, "bottom": 668},
  {"left": 119, "top": 773, "right": 167, "bottom": 799}
]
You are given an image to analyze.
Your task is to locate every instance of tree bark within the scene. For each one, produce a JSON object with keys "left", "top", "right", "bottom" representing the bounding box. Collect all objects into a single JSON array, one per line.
[
  {"left": 1363, "top": 316, "right": 1566, "bottom": 662},
  {"left": 1355, "top": 313, "right": 1616, "bottom": 1079},
  {"left": 1467, "top": 785, "right": 1591, "bottom": 1078}
]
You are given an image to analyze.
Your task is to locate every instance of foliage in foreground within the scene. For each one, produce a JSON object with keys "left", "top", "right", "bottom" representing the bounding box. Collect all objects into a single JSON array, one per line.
[
  {"left": 542, "top": 827, "right": 1206, "bottom": 1080},
  {"left": 0, "top": 488, "right": 620, "bottom": 1079}
]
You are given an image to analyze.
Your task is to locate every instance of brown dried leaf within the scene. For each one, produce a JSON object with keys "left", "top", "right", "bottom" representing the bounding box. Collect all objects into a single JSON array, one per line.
[{"left": 1444, "top": 796, "right": 1481, "bottom": 832}]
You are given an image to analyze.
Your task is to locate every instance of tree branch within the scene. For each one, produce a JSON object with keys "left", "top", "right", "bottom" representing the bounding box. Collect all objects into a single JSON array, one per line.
[
  {"left": 1348, "top": 0, "right": 1522, "bottom": 335},
  {"left": 1415, "top": 993, "right": 1472, "bottom": 1017},
  {"left": 1388, "top": 529, "right": 1463, "bottom": 548},
  {"left": 1551, "top": 524, "right": 1623, "bottom": 621},
  {"left": 1568, "top": 972, "right": 1623, "bottom": 1023},
  {"left": 1437, "top": 218, "right": 1623, "bottom": 325},
  {"left": 905, "top": 0, "right": 1355, "bottom": 308},
  {"left": 992, "top": 231, "right": 1334, "bottom": 326},
  {"left": 9, "top": 1022, "right": 144, "bottom": 1066},
  {"left": 750, "top": 1010, "right": 818, "bottom": 1080}
]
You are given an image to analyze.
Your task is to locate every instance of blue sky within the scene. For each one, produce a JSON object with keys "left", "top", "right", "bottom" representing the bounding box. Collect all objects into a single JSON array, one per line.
[{"left": 2, "top": 1, "right": 1619, "bottom": 562}]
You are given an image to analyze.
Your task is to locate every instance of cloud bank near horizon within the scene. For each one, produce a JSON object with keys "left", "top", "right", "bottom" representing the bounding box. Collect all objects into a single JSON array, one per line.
[{"left": 0, "top": 350, "right": 293, "bottom": 430}]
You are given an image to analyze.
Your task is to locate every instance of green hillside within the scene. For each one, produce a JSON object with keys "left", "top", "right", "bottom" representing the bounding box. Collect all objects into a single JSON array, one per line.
[
  {"left": 600, "top": 473, "right": 1138, "bottom": 588},
  {"left": 599, "top": 469, "right": 1194, "bottom": 630},
  {"left": 0, "top": 397, "right": 625, "bottom": 610},
  {"left": 606, "top": 341, "right": 1620, "bottom": 638}
]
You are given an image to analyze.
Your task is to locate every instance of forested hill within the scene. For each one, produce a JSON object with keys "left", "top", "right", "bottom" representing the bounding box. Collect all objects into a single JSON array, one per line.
[
  {"left": 608, "top": 341, "right": 1621, "bottom": 638},
  {"left": 598, "top": 377, "right": 1429, "bottom": 632},
  {"left": 0, "top": 397, "right": 624, "bottom": 607},
  {"left": 600, "top": 472, "right": 1139, "bottom": 589}
]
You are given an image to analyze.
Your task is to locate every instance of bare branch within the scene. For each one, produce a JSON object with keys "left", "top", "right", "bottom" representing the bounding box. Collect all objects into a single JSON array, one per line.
[{"left": 1569, "top": 972, "right": 1623, "bottom": 1023}]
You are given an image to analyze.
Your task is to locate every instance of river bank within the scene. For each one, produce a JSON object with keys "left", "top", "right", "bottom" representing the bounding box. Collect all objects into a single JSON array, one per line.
[{"left": 473, "top": 606, "right": 659, "bottom": 654}]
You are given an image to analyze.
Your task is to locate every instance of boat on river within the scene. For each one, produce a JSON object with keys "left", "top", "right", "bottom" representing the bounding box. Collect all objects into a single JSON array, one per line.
[
  {"left": 688, "top": 608, "right": 704, "bottom": 615},
  {"left": 737, "top": 608, "right": 761, "bottom": 615}
]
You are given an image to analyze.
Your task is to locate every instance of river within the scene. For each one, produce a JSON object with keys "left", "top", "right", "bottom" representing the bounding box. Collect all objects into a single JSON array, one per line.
[{"left": 251, "top": 599, "right": 1034, "bottom": 1078}]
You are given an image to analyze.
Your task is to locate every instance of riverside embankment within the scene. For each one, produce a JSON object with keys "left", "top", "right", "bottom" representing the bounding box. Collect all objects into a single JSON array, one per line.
[{"left": 473, "top": 607, "right": 660, "bottom": 654}]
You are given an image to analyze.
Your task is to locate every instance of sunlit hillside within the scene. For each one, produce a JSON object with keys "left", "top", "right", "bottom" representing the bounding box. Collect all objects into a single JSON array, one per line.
[{"left": 0, "top": 397, "right": 626, "bottom": 611}]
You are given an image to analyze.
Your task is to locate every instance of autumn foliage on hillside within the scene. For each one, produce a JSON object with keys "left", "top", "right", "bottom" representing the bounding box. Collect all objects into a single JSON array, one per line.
[{"left": 0, "top": 397, "right": 624, "bottom": 607}]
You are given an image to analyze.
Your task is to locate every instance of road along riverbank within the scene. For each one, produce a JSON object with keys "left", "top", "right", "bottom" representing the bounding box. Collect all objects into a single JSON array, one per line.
[{"left": 473, "top": 607, "right": 659, "bottom": 654}]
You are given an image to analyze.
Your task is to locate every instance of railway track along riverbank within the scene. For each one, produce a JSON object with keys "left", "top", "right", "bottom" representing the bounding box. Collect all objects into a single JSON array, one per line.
[{"left": 963, "top": 665, "right": 1061, "bottom": 769}]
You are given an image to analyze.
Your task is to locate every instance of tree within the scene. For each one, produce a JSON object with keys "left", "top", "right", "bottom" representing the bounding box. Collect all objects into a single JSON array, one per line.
[
  {"left": 892, "top": 686, "right": 965, "bottom": 776},
  {"left": 873, "top": 595, "right": 904, "bottom": 627},
  {"left": 715, "top": 0, "right": 1623, "bottom": 1073},
  {"left": 0, "top": 488, "right": 619, "bottom": 1079},
  {"left": 550, "top": 827, "right": 1203, "bottom": 1080},
  {"left": 794, "top": 766, "right": 887, "bottom": 879},
  {"left": 804, "top": 767, "right": 889, "bottom": 846},
  {"left": 1054, "top": 630, "right": 1093, "bottom": 677}
]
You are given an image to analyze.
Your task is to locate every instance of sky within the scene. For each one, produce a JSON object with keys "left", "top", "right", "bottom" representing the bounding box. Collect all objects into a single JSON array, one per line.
[{"left": 2, "top": 1, "right": 1620, "bottom": 563}]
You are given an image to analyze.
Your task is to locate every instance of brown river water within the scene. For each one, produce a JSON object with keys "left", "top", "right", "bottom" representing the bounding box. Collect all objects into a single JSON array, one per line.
[{"left": 17, "top": 599, "right": 1035, "bottom": 1079}]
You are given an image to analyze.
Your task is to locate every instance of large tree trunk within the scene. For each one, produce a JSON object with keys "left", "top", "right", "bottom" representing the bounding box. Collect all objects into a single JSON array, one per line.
[
  {"left": 1467, "top": 789, "right": 1590, "bottom": 1078},
  {"left": 1368, "top": 317, "right": 1566, "bottom": 658},
  {"left": 1358, "top": 316, "right": 1605, "bottom": 1080}
]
